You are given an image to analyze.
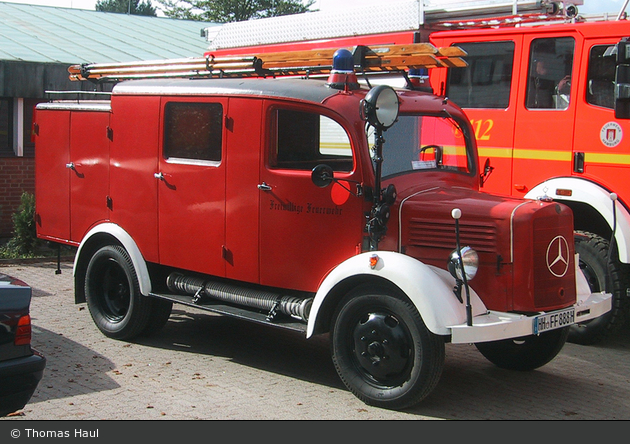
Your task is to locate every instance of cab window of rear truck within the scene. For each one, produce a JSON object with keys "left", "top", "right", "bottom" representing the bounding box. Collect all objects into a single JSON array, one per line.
[
  {"left": 446, "top": 41, "right": 515, "bottom": 109},
  {"left": 376, "top": 114, "right": 474, "bottom": 178},
  {"left": 445, "top": 38, "right": 576, "bottom": 111},
  {"left": 586, "top": 44, "right": 616, "bottom": 109},
  {"left": 526, "top": 37, "right": 575, "bottom": 110}
]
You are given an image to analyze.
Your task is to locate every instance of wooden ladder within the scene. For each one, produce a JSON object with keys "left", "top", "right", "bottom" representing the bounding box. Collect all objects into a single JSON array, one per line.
[{"left": 68, "top": 42, "right": 467, "bottom": 82}]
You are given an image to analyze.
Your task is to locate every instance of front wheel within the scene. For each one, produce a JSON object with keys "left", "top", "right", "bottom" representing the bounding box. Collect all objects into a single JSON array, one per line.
[
  {"left": 569, "top": 231, "right": 628, "bottom": 345},
  {"left": 331, "top": 286, "right": 445, "bottom": 410},
  {"left": 475, "top": 327, "right": 569, "bottom": 371},
  {"left": 85, "top": 245, "right": 152, "bottom": 340}
]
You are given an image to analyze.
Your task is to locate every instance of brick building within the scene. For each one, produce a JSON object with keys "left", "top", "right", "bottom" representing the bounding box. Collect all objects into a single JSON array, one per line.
[{"left": 0, "top": 2, "right": 217, "bottom": 238}]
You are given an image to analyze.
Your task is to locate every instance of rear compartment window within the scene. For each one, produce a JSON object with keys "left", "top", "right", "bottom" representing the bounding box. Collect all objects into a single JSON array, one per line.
[
  {"left": 164, "top": 102, "right": 223, "bottom": 162},
  {"left": 586, "top": 45, "right": 616, "bottom": 109},
  {"left": 446, "top": 41, "right": 514, "bottom": 109},
  {"left": 270, "top": 109, "right": 353, "bottom": 172}
]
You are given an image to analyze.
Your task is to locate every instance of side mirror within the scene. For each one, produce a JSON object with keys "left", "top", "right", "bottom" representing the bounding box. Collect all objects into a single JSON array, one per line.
[
  {"left": 480, "top": 158, "right": 494, "bottom": 186},
  {"left": 311, "top": 164, "right": 334, "bottom": 188},
  {"left": 361, "top": 85, "right": 399, "bottom": 131}
]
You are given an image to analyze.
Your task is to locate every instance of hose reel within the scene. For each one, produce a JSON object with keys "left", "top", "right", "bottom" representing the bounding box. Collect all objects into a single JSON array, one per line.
[{"left": 166, "top": 272, "right": 313, "bottom": 323}]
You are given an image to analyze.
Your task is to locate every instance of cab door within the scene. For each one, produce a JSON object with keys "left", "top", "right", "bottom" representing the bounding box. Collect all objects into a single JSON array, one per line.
[
  {"left": 157, "top": 98, "right": 227, "bottom": 277},
  {"left": 258, "top": 103, "right": 365, "bottom": 292},
  {"left": 512, "top": 34, "right": 580, "bottom": 196},
  {"left": 434, "top": 35, "right": 523, "bottom": 197},
  {"left": 573, "top": 38, "right": 630, "bottom": 195}
]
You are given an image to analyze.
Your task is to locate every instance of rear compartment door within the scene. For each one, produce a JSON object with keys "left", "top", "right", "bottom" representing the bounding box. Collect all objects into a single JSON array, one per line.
[
  {"left": 157, "top": 97, "right": 228, "bottom": 277},
  {"left": 34, "top": 109, "right": 70, "bottom": 241},
  {"left": 69, "top": 111, "right": 110, "bottom": 240}
]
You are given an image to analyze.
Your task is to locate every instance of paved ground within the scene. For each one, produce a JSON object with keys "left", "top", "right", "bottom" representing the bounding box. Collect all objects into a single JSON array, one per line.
[{"left": 0, "top": 259, "right": 629, "bottom": 420}]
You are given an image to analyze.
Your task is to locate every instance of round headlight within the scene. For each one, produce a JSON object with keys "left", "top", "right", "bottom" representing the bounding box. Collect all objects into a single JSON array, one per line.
[
  {"left": 362, "top": 85, "right": 399, "bottom": 130},
  {"left": 447, "top": 246, "right": 479, "bottom": 281}
]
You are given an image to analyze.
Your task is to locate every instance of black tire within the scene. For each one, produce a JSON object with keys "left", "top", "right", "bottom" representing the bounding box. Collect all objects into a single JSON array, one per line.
[
  {"left": 85, "top": 245, "right": 152, "bottom": 340},
  {"left": 331, "top": 286, "right": 445, "bottom": 410},
  {"left": 475, "top": 327, "right": 569, "bottom": 371},
  {"left": 568, "top": 231, "right": 629, "bottom": 345},
  {"left": 142, "top": 298, "right": 173, "bottom": 336}
]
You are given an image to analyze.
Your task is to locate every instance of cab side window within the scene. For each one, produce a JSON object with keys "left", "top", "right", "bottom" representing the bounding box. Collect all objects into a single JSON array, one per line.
[
  {"left": 164, "top": 102, "right": 223, "bottom": 162},
  {"left": 586, "top": 45, "right": 616, "bottom": 109},
  {"left": 526, "top": 37, "right": 575, "bottom": 109},
  {"left": 446, "top": 41, "right": 514, "bottom": 109},
  {"left": 270, "top": 108, "right": 353, "bottom": 172}
]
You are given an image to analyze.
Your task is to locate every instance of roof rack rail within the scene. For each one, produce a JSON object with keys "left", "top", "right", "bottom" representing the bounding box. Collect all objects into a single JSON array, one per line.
[{"left": 68, "top": 43, "right": 467, "bottom": 83}]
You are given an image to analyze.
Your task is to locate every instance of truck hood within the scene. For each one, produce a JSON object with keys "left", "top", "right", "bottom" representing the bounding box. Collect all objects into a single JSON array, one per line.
[{"left": 381, "top": 182, "right": 577, "bottom": 312}]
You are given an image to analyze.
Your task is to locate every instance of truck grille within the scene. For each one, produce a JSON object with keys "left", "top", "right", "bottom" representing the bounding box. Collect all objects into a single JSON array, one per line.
[
  {"left": 407, "top": 218, "right": 498, "bottom": 253},
  {"left": 532, "top": 217, "right": 576, "bottom": 309}
]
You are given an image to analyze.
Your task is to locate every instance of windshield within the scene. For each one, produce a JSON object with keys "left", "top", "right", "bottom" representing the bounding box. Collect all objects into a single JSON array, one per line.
[{"left": 371, "top": 114, "right": 474, "bottom": 179}]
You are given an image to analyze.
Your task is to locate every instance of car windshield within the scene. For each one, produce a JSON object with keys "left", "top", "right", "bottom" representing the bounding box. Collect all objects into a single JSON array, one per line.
[{"left": 370, "top": 114, "right": 474, "bottom": 179}]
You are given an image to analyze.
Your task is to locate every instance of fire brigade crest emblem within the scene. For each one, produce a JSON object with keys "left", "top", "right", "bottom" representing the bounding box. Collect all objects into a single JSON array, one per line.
[{"left": 600, "top": 122, "right": 623, "bottom": 148}]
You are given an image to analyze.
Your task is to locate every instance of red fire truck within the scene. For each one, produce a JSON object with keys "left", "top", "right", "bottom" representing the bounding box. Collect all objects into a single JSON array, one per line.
[
  {"left": 194, "top": 0, "right": 630, "bottom": 345},
  {"left": 427, "top": 5, "right": 630, "bottom": 345},
  {"left": 33, "top": 43, "right": 610, "bottom": 410}
]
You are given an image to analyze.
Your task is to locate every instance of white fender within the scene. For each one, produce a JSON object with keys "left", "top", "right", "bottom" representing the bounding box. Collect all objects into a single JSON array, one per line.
[
  {"left": 525, "top": 177, "right": 630, "bottom": 263},
  {"left": 306, "top": 251, "right": 487, "bottom": 338},
  {"left": 74, "top": 223, "right": 152, "bottom": 295}
]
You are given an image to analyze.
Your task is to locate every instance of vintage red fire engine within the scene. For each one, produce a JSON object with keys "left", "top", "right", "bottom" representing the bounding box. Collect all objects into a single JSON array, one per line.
[{"left": 33, "top": 44, "right": 610, "bottom": 410}]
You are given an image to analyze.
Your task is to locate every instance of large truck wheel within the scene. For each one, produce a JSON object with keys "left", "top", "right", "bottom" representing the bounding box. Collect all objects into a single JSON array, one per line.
[
  {"left": 331, "top": 286, "right": 445, "bottom": 410},
  {"left": 569, "top": 231, "right": 628, "bottom": 345},
  {"left": 85, "top": 245, "right": 151, "bottom": 340},
  {"left": 475, "top": 327, "right": 569, "bottom": 371}
]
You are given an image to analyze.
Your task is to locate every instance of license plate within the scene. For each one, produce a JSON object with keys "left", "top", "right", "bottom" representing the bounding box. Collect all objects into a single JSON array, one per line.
[{"left": 533, "top": 308, "right": 575, "bottom": 334}]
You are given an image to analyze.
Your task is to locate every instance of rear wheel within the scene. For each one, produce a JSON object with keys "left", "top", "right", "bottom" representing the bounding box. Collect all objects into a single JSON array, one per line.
[
  {"left": 85, "top": 245, "right": 151, "bottom": 340},
  {"left": 569, "top": 231, "right": 628, "bottom": 345},
  {"left": 143, "top": 298, "right": 173, "bottom": 336},
  {"left": 475, "top": 327, "right": 569, "bottom": 371},
  {"left": 331, "top": 286, "right": 444, "bottom": 410}
]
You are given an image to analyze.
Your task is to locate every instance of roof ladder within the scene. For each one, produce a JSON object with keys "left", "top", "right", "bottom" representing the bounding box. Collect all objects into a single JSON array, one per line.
[{"left": 68, "top": 42, "right": 467, "bottom": 83}]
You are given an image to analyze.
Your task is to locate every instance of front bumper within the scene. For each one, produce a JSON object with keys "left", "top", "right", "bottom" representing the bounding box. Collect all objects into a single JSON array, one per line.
[
  {"left": 448, "top": 291, "right": 612, "bottom": 344},
  {"left": 0, "top": 349, "right": 46, "bottom": 416}
]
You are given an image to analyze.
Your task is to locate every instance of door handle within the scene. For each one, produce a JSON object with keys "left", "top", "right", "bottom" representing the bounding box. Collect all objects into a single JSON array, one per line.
[
  {"left": 257, "top": 182, "right": 272, "bottom": 191},
  {"left": 65, "top": 162, "right": 75, "bottom": 170},
  {"left": 154, "top": 172, "right": 165, "bottom": 181}
]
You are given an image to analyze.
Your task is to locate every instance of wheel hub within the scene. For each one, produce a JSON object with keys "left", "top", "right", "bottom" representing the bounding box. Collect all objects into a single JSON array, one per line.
[{"left": 353, "top": 312, "right": 411, "bottom": 381}]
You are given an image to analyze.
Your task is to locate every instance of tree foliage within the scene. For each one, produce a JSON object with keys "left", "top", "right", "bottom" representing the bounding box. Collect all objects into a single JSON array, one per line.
[
  {"left": 155, "top": 0, "right": 316, "bottom": 23},
  {"left": 1, "top": 192, "right": 37, "bottom": 257},
  {"left": 96, "top": 0, "right": 158, "bottom": 16}
]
